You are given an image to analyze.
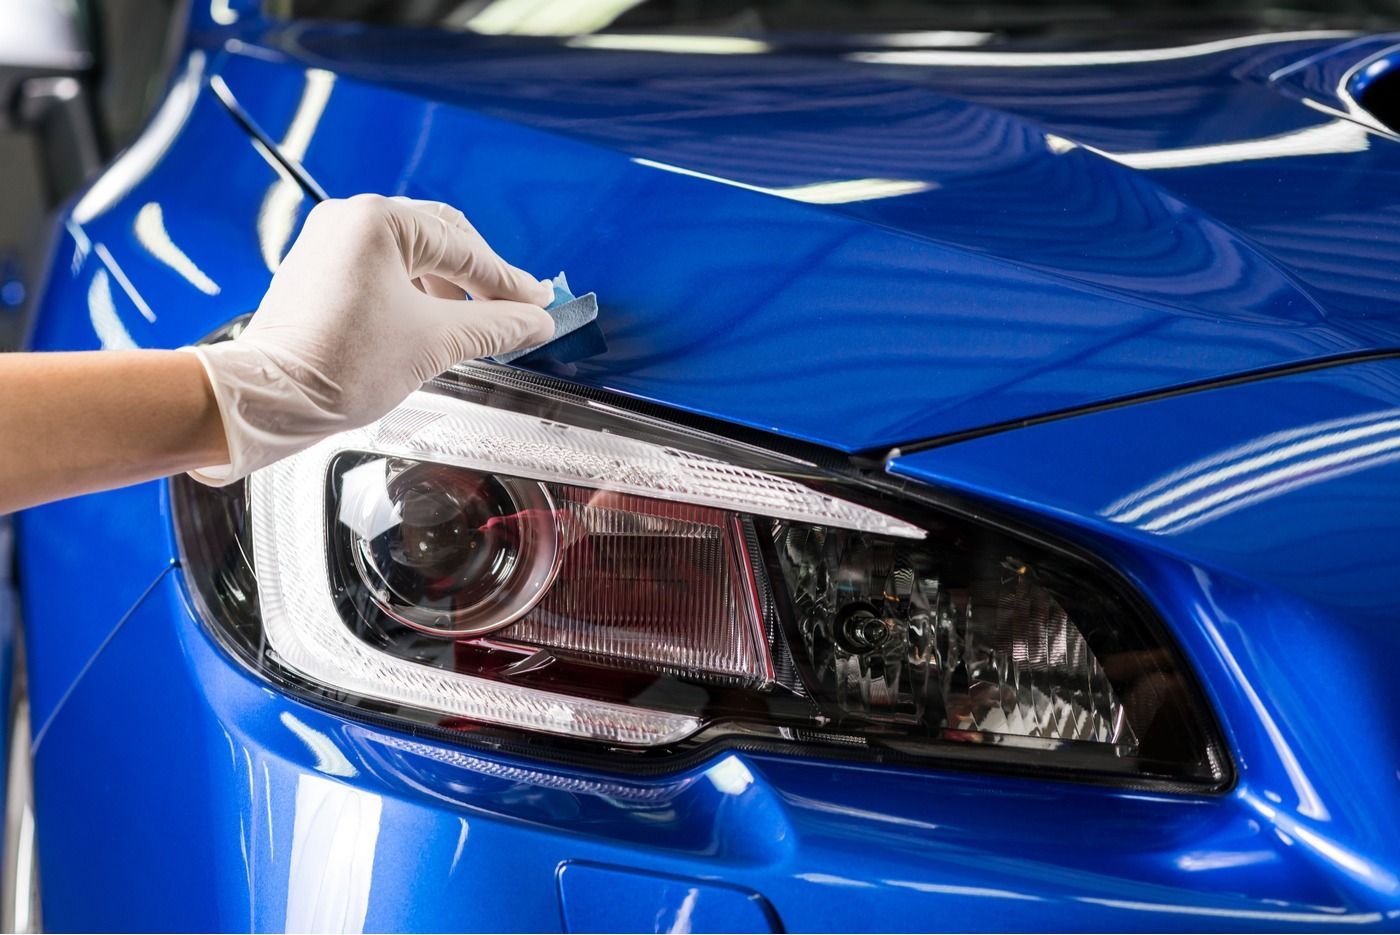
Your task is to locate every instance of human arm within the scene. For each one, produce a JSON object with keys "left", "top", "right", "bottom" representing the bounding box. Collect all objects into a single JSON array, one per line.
[
  {"left": 0, "top": 349, "right": 227, "bottom": 512},
  {"left": 0, "top": 194, "right": 553, "bottom": 513}
]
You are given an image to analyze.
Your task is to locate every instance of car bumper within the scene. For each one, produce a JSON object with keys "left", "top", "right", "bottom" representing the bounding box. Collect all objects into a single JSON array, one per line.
[{"left": 21, "top": 520, "right": 1392, "bottom": 932}]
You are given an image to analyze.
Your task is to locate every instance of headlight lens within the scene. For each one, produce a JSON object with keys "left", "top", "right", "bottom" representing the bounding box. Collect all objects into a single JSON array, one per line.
[
  {"left": 332, "top": 453, "right": 774, "bottom": 685},
  {"left": 173, "top": 361, "right": 1228, "bottom": 787},
  {"left": 345, "top": 461, "right": 562, "bottom": 637}
]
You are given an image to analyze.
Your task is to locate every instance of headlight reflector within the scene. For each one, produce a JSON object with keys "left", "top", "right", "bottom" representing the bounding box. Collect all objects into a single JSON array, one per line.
[{"left": 774, "top": 522, "right": 1131, "bottom": 744}]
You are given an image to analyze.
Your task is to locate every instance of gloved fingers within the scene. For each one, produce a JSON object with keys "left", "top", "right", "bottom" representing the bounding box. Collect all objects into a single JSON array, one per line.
[
  {"left": 387, "top": 196, "right": 552, "bottom": 306},
  {"left": 415, "top": 294, "right": 555, "bottom": 378},
  {"left": 417, "top": 273, "right": 467, "bottom": 301},
  {"left": 193, "top": 195, "right": 565, "bottom": 489}
]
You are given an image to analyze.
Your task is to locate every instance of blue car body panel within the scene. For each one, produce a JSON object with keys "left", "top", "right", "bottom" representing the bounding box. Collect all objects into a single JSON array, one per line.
[
  {"left": 30, "top": 570, "right": 1393, "bottom": 931},
  {"left": 17, "top": 58, "right": 300, "bottom": 736},
  {"left": 204, "top": 26, "right": 1400, "bottom": 451},
  {"left": 15, "top": 4, "right": 1400, "bottom": 930},
  {"left": 891, "top": 359, "right": 1400, "bottom": 905}
]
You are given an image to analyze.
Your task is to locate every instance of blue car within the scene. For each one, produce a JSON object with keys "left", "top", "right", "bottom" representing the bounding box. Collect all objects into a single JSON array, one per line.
[{"left": 10, "top": 0, "right": 1400, "bottom": 930}]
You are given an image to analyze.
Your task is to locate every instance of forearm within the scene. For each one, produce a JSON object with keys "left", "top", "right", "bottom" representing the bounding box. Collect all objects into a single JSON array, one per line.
[
  {"left": 0, "top": 197, "right": 549, "bottom": 514},
  {"left": 0, "top": 350, "right": 228, "bottom": 513}
]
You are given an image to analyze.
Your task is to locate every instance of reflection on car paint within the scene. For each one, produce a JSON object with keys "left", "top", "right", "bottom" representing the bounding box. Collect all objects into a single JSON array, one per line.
[
  {"left": 1101, "top": 408, "right": 1400, "bottom": 533},
  {"left": 134, "top": 202, "right": 222, "bottom": 296},
  {"left": 71, "top": 51, "right": 206, "bottom": 226},
  {"left": 285, "top": 772, "right": 382, "bottom": 933},
  {"left": 206, "top": 31, "right": 1400, "bottom": 450},
  {"left": 251, "top": 68, "right": 333, "bottom": 270},
  {"left": 17, "top": 4, "right": 1400, "bottom": 927}
]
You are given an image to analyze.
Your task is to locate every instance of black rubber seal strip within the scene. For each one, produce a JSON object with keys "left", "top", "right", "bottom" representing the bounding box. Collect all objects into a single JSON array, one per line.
[
  {"left": 208, "top": 69, "right": 329, "bottom": 201},
  {"left": 874, "top": 347, "right": 1400, "bottom": 460}
]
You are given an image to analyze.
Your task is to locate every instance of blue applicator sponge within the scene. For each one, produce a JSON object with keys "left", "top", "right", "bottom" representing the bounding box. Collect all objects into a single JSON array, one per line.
[{"left": 492, "top": 271, "right": 598, "bottom": 364}]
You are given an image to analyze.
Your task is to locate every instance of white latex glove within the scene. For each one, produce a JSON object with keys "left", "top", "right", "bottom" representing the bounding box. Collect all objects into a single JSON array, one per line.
[{"left": 187, "top": 194, "right": 554, "bottom": 485}]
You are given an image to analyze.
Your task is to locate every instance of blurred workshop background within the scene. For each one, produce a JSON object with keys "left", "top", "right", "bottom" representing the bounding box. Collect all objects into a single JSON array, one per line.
[{"left": 0, "top": 0, "right": 182, "bottom": 351}]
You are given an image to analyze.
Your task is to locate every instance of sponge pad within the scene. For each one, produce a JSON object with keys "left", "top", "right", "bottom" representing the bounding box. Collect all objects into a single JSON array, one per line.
[{"left": 492, "top": 272, "right": 599, "bottom": 364}]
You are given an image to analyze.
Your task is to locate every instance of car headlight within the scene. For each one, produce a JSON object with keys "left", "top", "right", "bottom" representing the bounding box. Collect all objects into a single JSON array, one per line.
[{"left": 172, "top": 345, "right": 1228, "bottom": 788}]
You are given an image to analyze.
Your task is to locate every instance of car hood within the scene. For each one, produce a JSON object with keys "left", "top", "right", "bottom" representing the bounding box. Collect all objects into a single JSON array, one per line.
[{"left": 213, "top": 24, "right": 1400, "bottom": 453}]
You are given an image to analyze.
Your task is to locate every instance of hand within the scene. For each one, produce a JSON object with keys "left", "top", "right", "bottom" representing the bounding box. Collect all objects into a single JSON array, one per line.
[{"left": 188, "top": 194, "right": 554, "bottom": 485}]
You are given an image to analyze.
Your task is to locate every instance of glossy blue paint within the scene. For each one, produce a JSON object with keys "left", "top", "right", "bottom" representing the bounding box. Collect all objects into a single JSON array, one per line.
[
  {"left": 200, "top": 25, "right": 1400, "bottom": 451},
  {"left": 15, "top": 4, "right": 1400, "bottom": 930},
  {"left": 17, "top": 52, "right": 308, "bottom": 738},
  {"left": 890, "top": 359, "right": 1400, "bottom": 918},
  {"left": 555, "top": 864, "right": 777, "bottom": 933},
  {"left": 28, "top": 568, "right": 1392, "bottom": 931},
  {"left": 15, "top": 225, "right": 176, "bottom": 729}
]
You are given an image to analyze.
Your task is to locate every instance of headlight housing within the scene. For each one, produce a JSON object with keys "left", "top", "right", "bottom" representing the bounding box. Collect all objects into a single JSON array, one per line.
[{"left": 173, "top": 356, "right": 1229, "bottom": 789}]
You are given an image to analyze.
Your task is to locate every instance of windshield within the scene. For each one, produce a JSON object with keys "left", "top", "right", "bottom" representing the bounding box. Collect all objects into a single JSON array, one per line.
[{"left": 273, "top": 1, "right": 1400, "bottom": 37}]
